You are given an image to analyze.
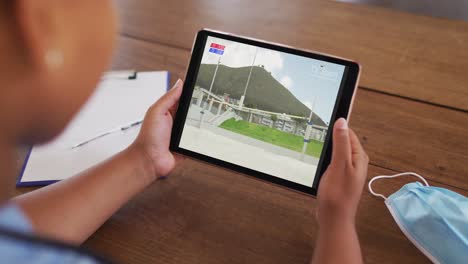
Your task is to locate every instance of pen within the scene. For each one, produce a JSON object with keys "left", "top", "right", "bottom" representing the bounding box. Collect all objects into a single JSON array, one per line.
[
  {"left": 121, "top": 120, "right": 143, "bottom": 131},
  {"left": 71, "top": 120, "right": 143, "bottom": 149}
]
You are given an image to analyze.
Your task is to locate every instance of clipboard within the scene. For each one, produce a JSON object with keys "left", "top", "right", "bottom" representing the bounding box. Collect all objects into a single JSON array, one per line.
[{"left": 17, "top": 71, "right": 170, "bottom": 187}]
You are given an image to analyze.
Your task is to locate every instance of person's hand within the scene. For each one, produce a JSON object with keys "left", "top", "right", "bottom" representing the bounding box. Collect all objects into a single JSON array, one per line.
[
  {"left": 316, "top": 118, "right": 369, "bottom": 227},
  {"left": 130, "top": 79, "right": 184, "bottom": 179}
]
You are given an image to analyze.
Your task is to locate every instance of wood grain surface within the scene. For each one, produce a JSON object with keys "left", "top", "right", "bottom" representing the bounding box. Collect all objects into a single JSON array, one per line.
[
  {"left": 114, "top": 0, "right": 468, "bottom": 111},
  {"left": 14, "top": 1, "right": 468, "bottom": 263},
  {"left": 80, "top": 159, "right": 468, "bottom": 264},
  {"left": 112, "top": 36, "right": 468, "bottom": 189}
]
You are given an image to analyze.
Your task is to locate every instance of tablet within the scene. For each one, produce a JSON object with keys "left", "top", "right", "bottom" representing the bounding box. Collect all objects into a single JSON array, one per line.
[{"left": 170, "top": 29, "right": 360, "bottom": 195}]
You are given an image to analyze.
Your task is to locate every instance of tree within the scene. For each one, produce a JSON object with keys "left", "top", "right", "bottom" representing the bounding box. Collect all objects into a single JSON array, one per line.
[
  {"left": 270, "top": 114, "right": 278, "bottom": 128},
  {"left": 271, "top": 114, "right": 278, "bottom": 122}
]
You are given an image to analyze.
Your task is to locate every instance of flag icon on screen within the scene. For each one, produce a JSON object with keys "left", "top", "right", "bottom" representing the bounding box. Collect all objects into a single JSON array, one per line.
[{"left": 209, "top": 43, "right": 225, "bottom": 55}]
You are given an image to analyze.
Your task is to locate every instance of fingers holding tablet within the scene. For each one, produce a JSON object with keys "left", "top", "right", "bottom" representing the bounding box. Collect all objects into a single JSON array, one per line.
[
  {"left": 349, "top": 127, "right": 369, "bottom": 171},
  {"left": 331, "top": 118, "right": 352, "bottom": 168},
  {"left": 316, "top": 118, "right": 368, "bottom": 224},
  {"left": 156, "top": 79, "right": 183, "bottom": 117}
]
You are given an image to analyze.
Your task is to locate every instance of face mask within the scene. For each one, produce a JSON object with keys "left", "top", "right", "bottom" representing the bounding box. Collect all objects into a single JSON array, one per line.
[{"left": 368, "top": 172, "right": 468, "bottom": 264}]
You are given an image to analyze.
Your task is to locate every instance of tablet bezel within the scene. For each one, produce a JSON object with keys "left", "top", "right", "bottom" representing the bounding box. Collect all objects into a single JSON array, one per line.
[{"left": 170, "top": 29, "right": 360, "bottom": 196}]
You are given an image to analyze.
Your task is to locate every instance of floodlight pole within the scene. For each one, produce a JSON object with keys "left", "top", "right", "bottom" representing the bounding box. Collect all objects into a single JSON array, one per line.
[
  {"left": 208, "top": 56, "right": 221, "bottom": 97},
  {"left": 239, "top": 48, "right": 258, "bottom": 109},
  {"left": 199, "top": 56, "right": 221, "bottom": 128},
  {"left": 300, "top": 97, "right": 317, "bottom": 161}
]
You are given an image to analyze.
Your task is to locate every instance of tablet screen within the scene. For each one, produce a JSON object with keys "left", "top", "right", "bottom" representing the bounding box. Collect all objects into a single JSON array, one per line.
[{"left": 178, "top": 35, "right": 349, "bottom": 188}]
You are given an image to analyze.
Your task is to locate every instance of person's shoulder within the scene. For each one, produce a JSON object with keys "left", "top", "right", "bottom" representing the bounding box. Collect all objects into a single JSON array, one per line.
[
  {"left": 0, "top": 204, "right": 113, "bottom": 264},
  {"left": 0, "top": 203, "right": 33, "bottom": 233},
  {"left": 0, "top": 204, "right": 39, "bottom": 263},
  {"left": 0, "top": 227, "right": 113, "bottom": 264}
]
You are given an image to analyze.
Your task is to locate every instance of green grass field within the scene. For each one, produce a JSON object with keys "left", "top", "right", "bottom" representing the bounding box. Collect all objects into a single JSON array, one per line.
[{"left": 219, "top": 118, "right": 324, "bottom": 158}]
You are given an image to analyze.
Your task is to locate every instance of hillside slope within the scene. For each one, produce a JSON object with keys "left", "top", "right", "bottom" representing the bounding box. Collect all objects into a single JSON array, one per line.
[{"left": 195, "top": 64, "right": 326, "bottom": 126}]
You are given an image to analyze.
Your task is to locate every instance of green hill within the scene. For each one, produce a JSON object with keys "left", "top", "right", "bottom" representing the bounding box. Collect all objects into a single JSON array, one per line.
[{"left": 195, "top": 64, "right": 326, "bottom": 126}]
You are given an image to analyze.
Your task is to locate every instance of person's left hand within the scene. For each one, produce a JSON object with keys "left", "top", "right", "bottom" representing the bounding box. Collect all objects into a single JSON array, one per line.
[{"left": 130, "top": 79, "right": 184, "bottom": 179}]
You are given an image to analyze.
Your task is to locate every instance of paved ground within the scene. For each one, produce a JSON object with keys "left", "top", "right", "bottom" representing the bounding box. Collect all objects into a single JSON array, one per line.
[
  {"left": 186, "top": 103, "right": 320, "bottom": 165},
  {"left": 179, "top": 124, "right": 317, "bottom": 186}
]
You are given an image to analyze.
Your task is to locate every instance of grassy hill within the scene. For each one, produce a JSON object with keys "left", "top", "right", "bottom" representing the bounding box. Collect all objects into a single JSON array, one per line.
[{"left": 195, "top": 64, "right": 326, "bottom": 126}]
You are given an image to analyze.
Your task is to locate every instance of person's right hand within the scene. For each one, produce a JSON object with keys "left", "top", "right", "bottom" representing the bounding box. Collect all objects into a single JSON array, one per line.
[{"left": 316, "top": 118, "right": 369, "bottom": 227}]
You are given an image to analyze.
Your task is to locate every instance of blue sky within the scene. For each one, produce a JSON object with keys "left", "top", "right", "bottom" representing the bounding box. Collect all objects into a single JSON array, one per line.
[
  {"left": 202, "top": 36, "right": 345, "bottom": 123},
  {"left": 271, "top": 53, "right": 345, "bottom": 123}
]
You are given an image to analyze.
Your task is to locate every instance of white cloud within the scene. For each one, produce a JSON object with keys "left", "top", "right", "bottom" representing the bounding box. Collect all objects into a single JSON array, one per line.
[
  {"left": 255, "top": 49, "right": 284, "bottom": 72},
  {"left": 280, "top": 76, "right": 293, "bottom": 90},
  {"left": 201, "top": 36, "right": 284, "bottom": 73}
]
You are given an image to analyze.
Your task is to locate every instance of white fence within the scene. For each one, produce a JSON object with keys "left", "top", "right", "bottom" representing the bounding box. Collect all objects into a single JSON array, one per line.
[{"left": 193, "top": 87, "right": 328, "bottom": 142}]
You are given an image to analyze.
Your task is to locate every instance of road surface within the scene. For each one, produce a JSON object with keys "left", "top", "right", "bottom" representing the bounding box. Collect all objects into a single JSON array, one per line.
[{"left": 180, "top": 124, "right": 317, "bottom": 186}]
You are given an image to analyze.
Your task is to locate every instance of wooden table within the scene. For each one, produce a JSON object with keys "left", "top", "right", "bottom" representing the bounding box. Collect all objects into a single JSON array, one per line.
[{"left": 18, "top": 0, "right": 468, "bottom": 263}]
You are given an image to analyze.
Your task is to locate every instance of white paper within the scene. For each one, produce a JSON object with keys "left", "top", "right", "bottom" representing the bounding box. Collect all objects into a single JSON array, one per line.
[{"left": 20, "top": 71, "right": 168, "bottom": 183}]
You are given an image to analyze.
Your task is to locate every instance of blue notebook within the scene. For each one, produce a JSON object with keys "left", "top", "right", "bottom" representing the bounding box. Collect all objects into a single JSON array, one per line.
[{"left": 18, "top": 71, "right": 170, "bottom": 187}]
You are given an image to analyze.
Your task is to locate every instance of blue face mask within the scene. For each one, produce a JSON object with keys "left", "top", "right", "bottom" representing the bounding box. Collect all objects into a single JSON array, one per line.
[{"left": 368, "top": 172, "right": 468, "bottom": 264}]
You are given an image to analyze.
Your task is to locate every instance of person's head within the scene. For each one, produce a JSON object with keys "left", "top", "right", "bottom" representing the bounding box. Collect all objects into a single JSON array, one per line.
[{"left": 0, "top": 1, "right": 117, "bottom": 145}]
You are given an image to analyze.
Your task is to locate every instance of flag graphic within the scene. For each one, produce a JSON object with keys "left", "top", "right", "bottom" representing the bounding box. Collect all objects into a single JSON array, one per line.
[{"left": 209, "top": 43, "right": 225, "bottom": 55}]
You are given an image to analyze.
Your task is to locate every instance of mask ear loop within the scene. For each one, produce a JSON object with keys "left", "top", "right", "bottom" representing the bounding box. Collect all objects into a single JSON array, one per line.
[{"left": 368, "top": 172, "right": 429, "bottom": 200}]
